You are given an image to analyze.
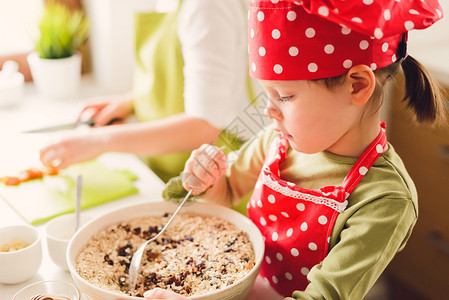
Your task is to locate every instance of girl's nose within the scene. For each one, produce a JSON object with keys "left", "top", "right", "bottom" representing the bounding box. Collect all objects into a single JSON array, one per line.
[{"left": 264, "top": 100, "right": 283, "bottom": 120}]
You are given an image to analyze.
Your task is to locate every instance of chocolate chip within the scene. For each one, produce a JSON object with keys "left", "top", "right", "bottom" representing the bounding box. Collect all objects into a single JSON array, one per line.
[
  {"left": 164, "top": 275, "right": 176, "bottom": 285},
  {"left": 179, "top": 271, "right": 189, "bottom": 280},
  {"left": 119, "top": 259, "right": 130, "bottom": 273},
  {"left": 174, "top": 276, "right": 182, "bottom": 286},
  {"left": 144, "top": 272, "right": 159, "bottom": 287},
  {"left": 163, "top": 212, "right": 169, "bottom": 217},
  {"left": 226, "top": 238, "right": 237, "bottom": 247},
  {"left": 143, "top": 226, "right": 159, "bottom": 239},
  {"left": 132, "top": 227, "right": 141, "bottom": 235},
  {"left": 118, "top": 223, "right": 131, "bottom": 232},
  {"left": 161, "top": 244, "right": 173, "bottom": 251},
  {"left": 119, "top": 260, "right": 130, "bottom": 267},
  {"left": 117, "top": 243, "right": 133, "bottom": 257},
  {"left": 118, "top": 275, "right": 127, "bottom": 287},
  {"left": 161, "top": 238, "right": 172, "bottom": 245},
  {"left": 146, "top": 249, "right": 159, "bottom": 260},
  {"left": 150, "top": 225, "right": 159, "bottom": 234},
  {"left": 104, "top": 254, "right": 114, "bottom": 266},
  {"left": 193, "top": 262, "right": 206, "bottom": 275}
]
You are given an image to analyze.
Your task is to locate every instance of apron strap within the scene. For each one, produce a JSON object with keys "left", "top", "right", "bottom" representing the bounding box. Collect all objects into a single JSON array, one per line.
[{"left": 341, "top": 122, "right": 387, "bottom": 195}]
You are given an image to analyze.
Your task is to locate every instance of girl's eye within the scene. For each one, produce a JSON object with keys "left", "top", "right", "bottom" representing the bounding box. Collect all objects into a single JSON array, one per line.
[{"left": 278, "top": 96, "right": 293, "bottom": 102}]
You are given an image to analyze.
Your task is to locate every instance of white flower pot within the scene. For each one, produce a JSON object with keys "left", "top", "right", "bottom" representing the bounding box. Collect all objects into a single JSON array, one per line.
[{"left": 27, "top": 52, "right": 82, "bottom": 100}]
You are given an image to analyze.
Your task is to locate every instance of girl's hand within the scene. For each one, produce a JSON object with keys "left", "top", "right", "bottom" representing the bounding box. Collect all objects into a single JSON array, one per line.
[
  {"left": 182, "top": 144, "right": 227, "bottom": 195},
  {"left": 78, "top": 93, "right": 134, "bottom": 126},
  {"left": 40, "top": 133, "right": 105, "bottom": 169},
  {"left": 143, "top": 288, "right": 188, "bottom": 299}
]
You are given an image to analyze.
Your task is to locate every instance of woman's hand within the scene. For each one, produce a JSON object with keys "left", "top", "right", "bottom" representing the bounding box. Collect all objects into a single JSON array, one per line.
[
  {"left": 182, "top": 144, "right": 227, "bottom": 195},
  {"left": 39, "top": 132, "right": 106, "bottom": 169},
  {"left": 143, "top": 288, "right": 188, "bottom": 299},
  {"left": 78, "top": 92, "right": 134, "bottom": 126}
]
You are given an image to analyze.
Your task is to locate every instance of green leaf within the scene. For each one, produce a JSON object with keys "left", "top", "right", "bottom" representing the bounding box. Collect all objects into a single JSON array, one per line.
[{"left": 34, "top": 1, "right": 89, "bottom": 59}]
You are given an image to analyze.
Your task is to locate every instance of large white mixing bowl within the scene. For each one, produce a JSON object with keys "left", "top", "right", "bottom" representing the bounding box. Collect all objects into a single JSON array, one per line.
[{"left": 67, "top": 201, "right": 264, "bottom": 300}]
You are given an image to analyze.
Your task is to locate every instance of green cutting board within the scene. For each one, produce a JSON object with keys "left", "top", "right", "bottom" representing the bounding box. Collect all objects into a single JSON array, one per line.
[{"left": 0, "top": 160, "right": 138, "bottom": 225}]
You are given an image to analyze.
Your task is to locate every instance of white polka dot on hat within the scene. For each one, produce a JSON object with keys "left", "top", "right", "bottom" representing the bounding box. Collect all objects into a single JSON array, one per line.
[{"left": 248, "top": 0, "right": 443, "bottom": 80}]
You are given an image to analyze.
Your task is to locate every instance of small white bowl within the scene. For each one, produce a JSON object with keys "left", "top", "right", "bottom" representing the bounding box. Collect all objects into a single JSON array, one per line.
[
  {"left": 68, "top": 201, "right": 264, "bottom": 300},
  {"left": 45, "top": 213, "right": 92, "bottom": 270},
  {"left": 12, "top": 280, "right": 80, "bottom": 300},
  {"left": 0, "top": 71, "right": 24, "bottom": 108},
  {"left": 0, "top": 224, "right": 42, "bottom": 284}
]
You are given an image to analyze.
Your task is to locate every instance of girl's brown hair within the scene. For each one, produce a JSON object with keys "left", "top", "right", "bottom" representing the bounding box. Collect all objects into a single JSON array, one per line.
[
  {"left": 399, "top": 55, "right": 447, "bottom": 125},
  {"left": 319, "top": 56, "right": 448, "bottom": 126}
]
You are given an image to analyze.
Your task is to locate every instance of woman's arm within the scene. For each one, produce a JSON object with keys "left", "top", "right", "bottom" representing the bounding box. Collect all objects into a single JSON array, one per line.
[
  {"left": 40, "top": 114, "right": 221, "bottom": 169},
  {"left": 102, "top": 113, "right": 221, "bottom": 155}
]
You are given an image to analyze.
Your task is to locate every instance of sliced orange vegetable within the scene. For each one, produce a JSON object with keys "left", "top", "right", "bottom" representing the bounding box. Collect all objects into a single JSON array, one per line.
[
  {"left": 2, "top": 166, "right": 57, "bottom": 186},
  {"left": 4, "top": 176, "right": 21, "bottom": 186}
]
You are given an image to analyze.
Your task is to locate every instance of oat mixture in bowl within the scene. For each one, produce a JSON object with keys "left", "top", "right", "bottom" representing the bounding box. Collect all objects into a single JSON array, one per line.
[
  {"left": 76, "top": 214, "right": 255, "bottom": 297},
  {"left": 68, "top": 201, "right": 264, "bottom": 300}
]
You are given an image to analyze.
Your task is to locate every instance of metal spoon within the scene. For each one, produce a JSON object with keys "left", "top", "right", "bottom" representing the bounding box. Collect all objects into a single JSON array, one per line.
[{"left": 128, "top": 189, "right": 193, "bottom": 292}]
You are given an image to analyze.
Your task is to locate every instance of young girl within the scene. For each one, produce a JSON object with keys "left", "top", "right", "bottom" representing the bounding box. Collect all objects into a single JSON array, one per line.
[{"left": 144, "top": 0, "right": 446, "bottom": 299}]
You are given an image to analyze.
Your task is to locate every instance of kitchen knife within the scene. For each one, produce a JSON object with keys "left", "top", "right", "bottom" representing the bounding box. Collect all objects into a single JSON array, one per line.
[
  {"left": 23, "top": 106, "right": 99, "bottom": 133},
  {"left": 22, "top": 118, "right": 95, "bottom": 133},
  {"left": 23, "top": 116, "right": 122, "bottom": 133}
]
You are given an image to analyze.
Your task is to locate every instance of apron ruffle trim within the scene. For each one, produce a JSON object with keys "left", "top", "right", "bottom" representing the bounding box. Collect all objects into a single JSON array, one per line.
[{"left": 262, "top": 174, "right": 348, "bottom": 213}]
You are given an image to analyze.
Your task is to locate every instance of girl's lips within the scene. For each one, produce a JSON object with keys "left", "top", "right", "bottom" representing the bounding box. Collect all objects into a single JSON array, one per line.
[{"left": 275, "top": 128, "right": 291, "bottom": 138}]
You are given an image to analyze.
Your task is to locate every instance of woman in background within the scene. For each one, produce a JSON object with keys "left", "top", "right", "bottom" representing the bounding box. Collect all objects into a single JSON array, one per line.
[{"left": 40, "top": 0, "right": 259, "bottom": 183}]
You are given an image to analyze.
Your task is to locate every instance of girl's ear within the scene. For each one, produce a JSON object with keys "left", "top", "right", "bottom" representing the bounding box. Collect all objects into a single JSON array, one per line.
[{"left": 345, "top": 64, "right": 375, "bottom": 106}]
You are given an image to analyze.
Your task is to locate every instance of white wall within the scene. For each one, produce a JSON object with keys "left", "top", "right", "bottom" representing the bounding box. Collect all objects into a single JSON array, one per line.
[
  {"left": 84, "top": 0, "right": 156, "bottom": 93},
  {"left": 0, "top": 0, "right": 43, "bottom": 56},
  {"left": 407, "top": 1, "right": 449, "bottom": 84}
]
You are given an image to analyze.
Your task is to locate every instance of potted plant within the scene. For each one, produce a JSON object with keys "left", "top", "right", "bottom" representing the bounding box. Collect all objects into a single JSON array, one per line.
[{"left": 27, "top": 1, "right": 89, "bottom": 99}]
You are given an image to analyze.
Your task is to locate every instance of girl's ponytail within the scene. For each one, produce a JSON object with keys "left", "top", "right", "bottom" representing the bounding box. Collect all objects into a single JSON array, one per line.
[{"left": 401, "top": 55, "right": 447, "bottom": 126}]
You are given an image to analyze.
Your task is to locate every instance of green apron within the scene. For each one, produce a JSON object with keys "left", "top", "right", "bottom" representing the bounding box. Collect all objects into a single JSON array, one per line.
[{"left": 133, "top": 2, "right": 245, "bottom": 184}]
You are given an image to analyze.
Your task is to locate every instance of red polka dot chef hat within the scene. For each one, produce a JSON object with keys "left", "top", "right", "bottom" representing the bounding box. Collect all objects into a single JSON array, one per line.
[{"left": 248, "top": 0, "right": 443, "bottom": 80}]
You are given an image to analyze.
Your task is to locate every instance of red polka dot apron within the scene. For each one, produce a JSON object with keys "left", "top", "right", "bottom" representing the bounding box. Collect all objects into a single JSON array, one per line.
[{"left": 247, "top": 122, "right": 387, "bottom": 296}]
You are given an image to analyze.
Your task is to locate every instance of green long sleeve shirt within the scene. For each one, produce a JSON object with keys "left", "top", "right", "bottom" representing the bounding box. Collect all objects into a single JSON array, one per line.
[{"left": 202, "top": 125, "right": 418, "bottom": 299}]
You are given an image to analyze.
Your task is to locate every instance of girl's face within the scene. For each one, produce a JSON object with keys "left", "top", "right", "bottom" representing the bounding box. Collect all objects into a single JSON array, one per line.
[{"left": 260, "top": 79, "right": 364, "bottom": 155}]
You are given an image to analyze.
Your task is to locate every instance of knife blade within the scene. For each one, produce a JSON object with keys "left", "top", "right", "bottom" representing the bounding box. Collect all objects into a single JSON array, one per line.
[
  {"left": 22, "top": 119, "right": 95, "bottom": 133},
  {"left": 23, "top": 117, "right": 124, "bottom": 133}
]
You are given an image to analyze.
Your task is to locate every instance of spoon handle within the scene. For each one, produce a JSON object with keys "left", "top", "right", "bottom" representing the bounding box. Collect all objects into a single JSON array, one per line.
[{"left": 152, "top": 189, "right": 193, "bottom": 241}]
